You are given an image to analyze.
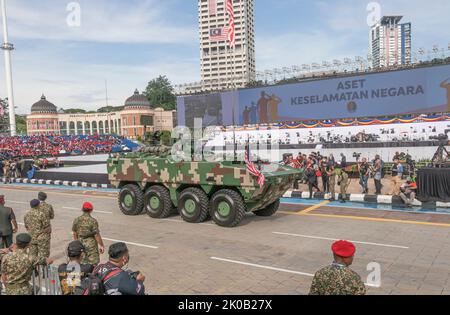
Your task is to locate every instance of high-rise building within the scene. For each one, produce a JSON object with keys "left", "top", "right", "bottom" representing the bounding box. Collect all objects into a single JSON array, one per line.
[
  {"left": 370, "top": 16, "right": 411, "bottom": 68},
  {"left": 198, "top": 0, "right": 255, "bottom": 91}
]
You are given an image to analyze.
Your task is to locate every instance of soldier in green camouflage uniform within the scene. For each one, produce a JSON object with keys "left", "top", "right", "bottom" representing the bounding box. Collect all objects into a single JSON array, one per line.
[
  {"left": 309, "top": 240, "right": 366, "bottom": 295},
  {"left": 1, "top": 233, "right": 53, "bottom": 295},
  {"left": 37, "top": 192, "right": 54, "bottom": 255},
  {"left": 37, "top": 192, "right": 55, "bottom": 223},
  {"left": 337, "top": 168, "right": 350, "bottom": 203},
  {"left": 24, "top": 200, "right": 52, "bottom": 263},
  {"left": 72, "top": 202, "right": 105, "bottom": 265}
]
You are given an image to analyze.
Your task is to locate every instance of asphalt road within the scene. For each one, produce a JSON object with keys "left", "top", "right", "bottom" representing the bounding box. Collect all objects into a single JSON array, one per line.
[{"left": 2, "top": 183, "right": 450, "bottom": 295}]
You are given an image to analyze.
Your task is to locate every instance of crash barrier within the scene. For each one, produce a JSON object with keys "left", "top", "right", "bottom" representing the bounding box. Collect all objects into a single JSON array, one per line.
[{"left": 32, "top": 265, "right": 62, "bottom": 296}]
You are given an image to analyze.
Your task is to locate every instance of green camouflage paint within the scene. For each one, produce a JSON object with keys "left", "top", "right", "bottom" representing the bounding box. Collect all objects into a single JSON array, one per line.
[{"left": 107, "top": 151, "right": 302, "bottom": 213}]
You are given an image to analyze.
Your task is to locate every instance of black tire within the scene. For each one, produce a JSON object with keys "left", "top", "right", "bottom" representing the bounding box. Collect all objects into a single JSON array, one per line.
[
  {"left": 118, "top": 184, "right": 144, "bottom": 216},
  {"left": 144, "top": 186, "right": 174, "bottom": 219},
  {"left": 178, "top": 188, "right": 209, "bottom": 223},
  {"left": 254, "top": 200, "right": 280, "bottom": 217},
  {"left": 210, "top": 189, "right": 246, "bottom": 228}
]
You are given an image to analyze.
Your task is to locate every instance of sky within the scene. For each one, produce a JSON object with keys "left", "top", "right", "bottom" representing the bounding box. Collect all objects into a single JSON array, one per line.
[{"left": 0, "top": 0, "right": 448, "bottom": 114}]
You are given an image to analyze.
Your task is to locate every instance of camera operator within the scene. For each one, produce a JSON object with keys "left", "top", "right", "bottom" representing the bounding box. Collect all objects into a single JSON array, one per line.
[
  {"left": 399, "top": 178, "right": 417, "bottom": 208},
  {"left": 357, "top": 158, "right": 370, "bottom": 194},
  {"left": 93, "top": 242, "right": 146, "bottom": 295}
]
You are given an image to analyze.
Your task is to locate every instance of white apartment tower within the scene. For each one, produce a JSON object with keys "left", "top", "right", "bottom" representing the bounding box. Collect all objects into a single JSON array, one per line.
[
  {"left": 370, "top": 16, "right": 412, "bottom": 68},
  {"left": 198, "top": 0, "right": 255, "bottom": 91}
]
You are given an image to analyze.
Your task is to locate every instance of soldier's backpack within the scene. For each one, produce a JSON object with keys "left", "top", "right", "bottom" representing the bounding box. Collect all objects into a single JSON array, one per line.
[{"left": 81, "top": 268, "right": 122, "bottom": 295}]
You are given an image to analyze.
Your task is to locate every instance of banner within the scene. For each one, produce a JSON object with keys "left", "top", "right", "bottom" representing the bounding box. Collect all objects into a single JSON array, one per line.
[{"left": 177, "top": 64, "right": 450, "bottom": 127}]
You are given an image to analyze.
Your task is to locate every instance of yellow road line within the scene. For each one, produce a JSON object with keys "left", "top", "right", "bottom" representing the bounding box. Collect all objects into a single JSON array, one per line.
[
  {"left": 300, "top": 200, "right": 330, "bottom": 214},
  {"left": 279, "top": 209, "right": 450, "bottom": 228}
]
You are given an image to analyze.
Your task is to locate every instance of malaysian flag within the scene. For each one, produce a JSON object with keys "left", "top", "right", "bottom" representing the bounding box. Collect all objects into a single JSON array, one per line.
[
  {"left": 244, "top": 146, "right": 266, "bottom": 188},
  {"left": 208, "top": 0, "right": 217, "bottom": 16},
  {"left": 209, "top": 26, "right": 228, "bottom": 42},
  {"left": 226, "top": 0, "right": 235, "bottom": 49}
]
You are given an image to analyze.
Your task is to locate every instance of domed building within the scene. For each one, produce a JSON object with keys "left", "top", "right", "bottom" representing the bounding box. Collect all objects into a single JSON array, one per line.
[
  {"left": 27, "top": 95, "right": 59, "bottom": 135},
  {"left": 26, "top": 90, "right": 177, "bottom": 138}
]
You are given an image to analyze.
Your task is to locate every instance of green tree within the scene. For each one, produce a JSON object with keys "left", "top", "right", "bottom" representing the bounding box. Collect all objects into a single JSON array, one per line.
[
  {"left": 15, "top": 115, "right": 27, "bottom": 135},
  {"left": 144, "top": 75, "right": 176, "bottom": 111},
  {"left": 97, "top": 105, "right": 124, "bottom": 113},
  {"left": 61, "top": 108, "right": 87, "bottom": 114}
]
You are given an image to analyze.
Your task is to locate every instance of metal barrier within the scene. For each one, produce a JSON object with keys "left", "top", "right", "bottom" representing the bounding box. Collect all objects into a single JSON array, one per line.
[{"left": 32, "top": 265, "right": 62, "bottom": 296}]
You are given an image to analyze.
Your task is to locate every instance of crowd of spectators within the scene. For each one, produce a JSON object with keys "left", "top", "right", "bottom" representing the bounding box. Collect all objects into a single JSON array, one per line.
[{"left": 0, "top": 135, "right": 124, "bottom": 159}]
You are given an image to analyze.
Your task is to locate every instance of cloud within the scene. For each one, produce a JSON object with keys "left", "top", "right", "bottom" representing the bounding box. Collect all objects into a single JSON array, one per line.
[{"left": 7, "top": 0, "right": 196, "bottom": 44}]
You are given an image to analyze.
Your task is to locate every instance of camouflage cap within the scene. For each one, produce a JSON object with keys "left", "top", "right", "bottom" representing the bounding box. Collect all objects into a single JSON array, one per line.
[
  {"left": 38, "top": 192, "right": 47, "bottom": 201},
  {"left": 16, "top": 233, "right": 32, "bottom": 246}
]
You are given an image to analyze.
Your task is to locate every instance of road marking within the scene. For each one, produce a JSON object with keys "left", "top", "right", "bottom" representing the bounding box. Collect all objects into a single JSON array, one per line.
[
  {"left": 300, "top": 200, "right": 330, "bottom": 214},
  {"left": 0, "top": 186, "right": 117, "bottom": 200},
  {"left": 102, "top": 237, "right": 158, "bottom": 249},
  {"left": 211, "top": 257, "right": 314, "bottom": 277},
  {"left": 210, "top": 257, "right": 380, "bottom": 288},
  {"left": 304, "top": 212, "right": 450, "bottom": 228},
  {"left": 63, "top": 207, "right": 113, "bottom": 214},
  {"left": 272, "top": 232, "right": 409, "bottom": 249},
  {"left": 8, "top": 200, "right": 28, "bottom": 205}
]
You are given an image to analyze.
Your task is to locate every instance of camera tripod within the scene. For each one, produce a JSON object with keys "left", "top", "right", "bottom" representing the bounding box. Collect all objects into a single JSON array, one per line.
[{"left": 431, "top": 143, "right": 450, "bottom": 168}]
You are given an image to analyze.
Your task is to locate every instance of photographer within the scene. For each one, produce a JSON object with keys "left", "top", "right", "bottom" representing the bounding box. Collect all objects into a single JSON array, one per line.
[
  {"left": 357, "top": 158, "right": 370, "bottom": 194},
  {"left": 399, "top": 178, "right": 417, "bottom": 208},
  {"left": 58, "top": 241, "right": 94, "bottom": 295},
  {"left": 93, "top": 242, "right": 146, "bottom": 295}
]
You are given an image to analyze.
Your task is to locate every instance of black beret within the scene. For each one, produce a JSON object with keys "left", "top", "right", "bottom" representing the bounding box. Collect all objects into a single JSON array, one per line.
[
  {"left": 108, "top": 242, "right": 129, "bottom": 259},
  {"left": 16, "top": 233, "right": 32, "bottom": 246},
  {"left": 30, "top": 199, "right": 40, "bottom": 208},
  {"left": 67, "top": 240, "right": 85, "bottom": 257},
  {"left": 38, "top": 192, "right": 47, "bottom": 201}
]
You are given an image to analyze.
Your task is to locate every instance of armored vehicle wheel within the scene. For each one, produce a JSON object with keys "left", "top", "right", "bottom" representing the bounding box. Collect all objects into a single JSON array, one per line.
[
  {"left": 144, "top": 186, "right": 174, "bottom": 219},
  {"left": 210, "top": 189, "right": 246, "bottom": 228},
  {"left": 178, "top": 188, "right": 209, "bottom": 223},
  {"left": 119, "top": 184, "right": 144, "bottom": 216},
  {"left": 254, "top": 199, "right": 280, "bottom": 217}
]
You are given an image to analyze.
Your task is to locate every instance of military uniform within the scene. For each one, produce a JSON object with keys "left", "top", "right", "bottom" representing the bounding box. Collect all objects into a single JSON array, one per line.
[
  {"left": 309, "top": 263, "right": 366, "bottom": 295},
  {"left": 72, "top": 213, "right": 100, "bottom": 265},
  {"left": 338, "top": 170, "right": 349, "bottom": 201},
  {"left": 0, "top": 205, "right": 15, "bottom": 248},
  {"left": 1, "top": 248, "right": 39, "bottom": 295},
  {"left": 38, "top": 201, "right": 55, "bottom": 227},
  {"left": 24, "top": 205, "right": 51, "bottom": 264},
  {"left": 328, "top": 168, "right": 337, "bottom": 200}
]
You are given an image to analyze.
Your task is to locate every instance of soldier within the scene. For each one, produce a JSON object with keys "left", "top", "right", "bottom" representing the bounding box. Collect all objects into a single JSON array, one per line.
[
  {"left": 1, "top": 233, "right": 53, "bottom": 295},
  {"left": 338, "top": 168, "right": 349, "bottom": 203},
  {"left": 37, "top": 192, "right": 55, "bottom": 227},
  {"left": 309, "top": 240, "right": 366, "bottom": 295},
  {"left": 72, "top": 202, "right": 105, "bottom": 266},
  {"left": 0, "top": 195, "right": 18, "bottom": 248},
  {"left": 24, "top": 199, "right": 51, "bottom": 264},
  {"left": 327, "top": 164, "right": 337, "bottom": 201}
]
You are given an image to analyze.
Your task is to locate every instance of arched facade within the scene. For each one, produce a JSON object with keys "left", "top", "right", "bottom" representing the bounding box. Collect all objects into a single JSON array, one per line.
[{"left": 26, "top": 90, "right": 176, "bottom": 138}]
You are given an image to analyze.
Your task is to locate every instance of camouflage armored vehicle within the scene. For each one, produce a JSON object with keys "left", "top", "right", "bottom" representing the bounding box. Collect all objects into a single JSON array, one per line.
[{"left": 107, "top": 147, "right": 301, "bottom": 227}]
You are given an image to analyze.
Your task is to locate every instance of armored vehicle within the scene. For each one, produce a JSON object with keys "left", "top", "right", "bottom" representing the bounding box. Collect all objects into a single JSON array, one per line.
[{"left": 107, "top": 148, "right": 301, "bottom": 227}]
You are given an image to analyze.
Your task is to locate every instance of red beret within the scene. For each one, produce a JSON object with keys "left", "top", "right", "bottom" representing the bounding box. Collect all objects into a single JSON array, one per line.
[
  {"left": 82, "top": 202, "right": 94, "bottom": 211},
  {"left": 332, "top": 240, "right": 356, "bottom": 258}
]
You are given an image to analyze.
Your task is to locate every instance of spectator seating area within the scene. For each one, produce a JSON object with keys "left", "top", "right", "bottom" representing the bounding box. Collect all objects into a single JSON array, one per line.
[{"left": 0, "top": 135, "right": 139, "bottom": 159}]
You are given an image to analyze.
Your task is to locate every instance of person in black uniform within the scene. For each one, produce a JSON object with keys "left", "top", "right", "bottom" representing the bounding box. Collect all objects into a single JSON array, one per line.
[
  {"left": 93, "top": 242, "right": 146, "bottom": 295},
  {"left": 58, "top": 240, "right": 94, "bottom": 295}
]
